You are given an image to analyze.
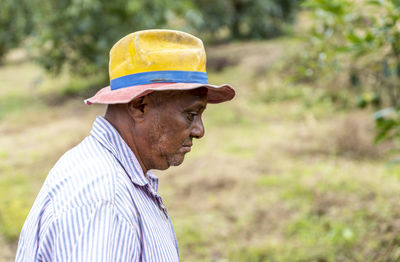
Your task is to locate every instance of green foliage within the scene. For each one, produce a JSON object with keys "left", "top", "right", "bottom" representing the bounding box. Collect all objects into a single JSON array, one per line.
[
  {"left": 302, "top": 0, "right": 400, "bottom": 146},
  {"left": 295, "top": 0, "right": 354, "bottom": 82},
  {"left": 0, "top": 0, "right": 302, "bottom": 74},
  {"left": 0, "top": 0, "right": 32, "bottom": 62},
  {"left": 373, "top": 107, "right": 400, "bottom": 143},
  {"left": 187, "top": 0, "right": 301, "bottom": 41},
  {"left": 29, "top": 0, "right": 173, "bottom": 75}
]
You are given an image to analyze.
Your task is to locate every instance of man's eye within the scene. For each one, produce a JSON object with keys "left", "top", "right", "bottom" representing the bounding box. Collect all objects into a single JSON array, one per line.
[{"left": 187, "top": 112, "right": 197, "bottom": 121}]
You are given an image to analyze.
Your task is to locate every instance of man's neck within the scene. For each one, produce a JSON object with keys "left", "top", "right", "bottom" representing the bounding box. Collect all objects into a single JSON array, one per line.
[{"left": 104, "top": 110, "right": 149, "bottom": 175}]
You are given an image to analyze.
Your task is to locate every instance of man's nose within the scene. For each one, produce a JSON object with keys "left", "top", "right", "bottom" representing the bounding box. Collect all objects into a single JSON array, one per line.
[{"left": 191, "top": 116, "right": 205, "bottom": 139}]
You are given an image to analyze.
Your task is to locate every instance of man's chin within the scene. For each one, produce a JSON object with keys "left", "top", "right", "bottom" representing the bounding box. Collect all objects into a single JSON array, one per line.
[{"left": 166, "top": 154, "right": 186, "bottom": 167}]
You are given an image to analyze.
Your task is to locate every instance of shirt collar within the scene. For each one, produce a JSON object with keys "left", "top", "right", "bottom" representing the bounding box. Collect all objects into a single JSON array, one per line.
[{"left": 90, "top": 116, "right": 159, "bottom": 192}]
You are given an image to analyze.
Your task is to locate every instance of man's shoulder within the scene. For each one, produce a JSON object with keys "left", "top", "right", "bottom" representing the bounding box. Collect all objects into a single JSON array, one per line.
[
  {"left": 54, "top": 135, "right": 114, "bottom": 170},
  {"left": 50, "top": 135, "right": 120, "bottom": 181},
  {"left": 44, "top": 135, "right": 127, "bottom": 214}
]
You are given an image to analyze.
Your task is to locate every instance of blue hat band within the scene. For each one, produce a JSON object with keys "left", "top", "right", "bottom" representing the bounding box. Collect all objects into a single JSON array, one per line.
[{"left": 110, "top": 70, "right": 209, "bottom": 90}]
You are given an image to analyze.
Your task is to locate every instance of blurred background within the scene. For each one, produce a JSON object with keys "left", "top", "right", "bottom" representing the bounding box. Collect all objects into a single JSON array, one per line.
[{"left": 2, "top": 0, "right": 400, "bottom": 261}]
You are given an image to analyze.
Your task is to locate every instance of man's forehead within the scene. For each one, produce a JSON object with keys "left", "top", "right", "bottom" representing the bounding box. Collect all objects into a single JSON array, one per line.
[
  {"left": 174, "top": 89, "right": 207, "bottom": 103},
  {"left": 149, "top": 88, "right": 208, "bottom": 107},
  {"left": 167, "top": 87, "right": 208, "bottom": 98},
  {"left": 171, "top": 90, "right": 207, "bottom": 110}
]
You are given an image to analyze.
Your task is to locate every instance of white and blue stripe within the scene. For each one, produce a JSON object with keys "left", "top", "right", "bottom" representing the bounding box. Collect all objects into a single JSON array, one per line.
[{"left": 16, "top": 116, "right": 179, "bottom": 261}]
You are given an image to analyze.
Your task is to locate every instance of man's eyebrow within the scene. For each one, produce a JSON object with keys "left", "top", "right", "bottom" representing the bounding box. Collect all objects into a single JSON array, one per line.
[
  {"left": 197, "top": 103, "right": 207, "bottom": 109},
  {"left": 193, "top": 104, "right": 207, "bottom": 112},
  {"left": 185, "top": 101, "right": 207, "bottom": 111}
]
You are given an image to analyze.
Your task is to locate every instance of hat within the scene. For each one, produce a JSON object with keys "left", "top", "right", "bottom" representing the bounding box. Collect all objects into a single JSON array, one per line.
[{"left": 84, "top": 29, "right": 235, "bottom": 105}]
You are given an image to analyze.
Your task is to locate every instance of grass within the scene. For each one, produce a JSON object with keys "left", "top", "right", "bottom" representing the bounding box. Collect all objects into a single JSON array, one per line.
[{"left": 1, "top": 37, "right": 400, "bottom": 261}]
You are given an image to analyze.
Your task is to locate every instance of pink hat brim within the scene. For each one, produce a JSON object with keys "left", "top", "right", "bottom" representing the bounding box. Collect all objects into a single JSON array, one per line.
[{"left": 84, "top": 82, "right": 235, "bottom": 105}]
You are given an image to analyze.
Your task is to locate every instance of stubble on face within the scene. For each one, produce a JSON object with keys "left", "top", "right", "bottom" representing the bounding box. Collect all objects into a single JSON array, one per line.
[
  {"left": 147, "top": 106, "right": 189, "bottom": 168},
  {"left": 165, "top": 136, "right": 192, "bottom": 166}
]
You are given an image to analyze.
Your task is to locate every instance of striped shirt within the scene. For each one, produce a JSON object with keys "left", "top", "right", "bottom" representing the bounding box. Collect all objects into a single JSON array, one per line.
[{"left": 16, "top": 116, "right": 179, "bottom": 261}]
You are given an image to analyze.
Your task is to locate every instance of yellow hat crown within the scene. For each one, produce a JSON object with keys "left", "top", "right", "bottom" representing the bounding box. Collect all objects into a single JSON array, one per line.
[{"left": 109, "top": 30, "right": 208, "bottom": 90}]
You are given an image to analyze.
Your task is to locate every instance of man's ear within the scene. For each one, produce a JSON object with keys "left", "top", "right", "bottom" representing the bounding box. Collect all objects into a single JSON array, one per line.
[{"left": 127, "top": 96, "right": 147, "bottom": 122}]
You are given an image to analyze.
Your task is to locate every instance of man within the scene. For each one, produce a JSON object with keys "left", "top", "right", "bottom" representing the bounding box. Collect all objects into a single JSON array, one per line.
[{"left": 16, "top": 29, "right": 235, "bottom": 261}]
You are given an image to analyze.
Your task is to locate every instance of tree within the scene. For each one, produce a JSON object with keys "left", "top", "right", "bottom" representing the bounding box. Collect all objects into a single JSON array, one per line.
[
  {"left": 2, "top": 0, "right": 301, "bottom": 75},
  {"left": 302, "top": 0, "right": 400, "bottom": 153},
  {"left": 187, "top": 0, "right": 300, "bottom": 41},
  {"left": 0, "top": 0, "right": 32, "bottom": 63},
  {"left": 30, "top": 0, "right": 172, "bottom": 75}
]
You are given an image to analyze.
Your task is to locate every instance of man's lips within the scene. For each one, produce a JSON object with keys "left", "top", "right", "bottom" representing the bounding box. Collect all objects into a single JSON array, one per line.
[
  {"left": 180, "top": 145, "right": 191, "bottom": 153},
  {"left": 180, "top": 141, "right": 192, "bottom": 153},
  {"left": 180, "top": 139, "right": 193, "bottom": 153}
]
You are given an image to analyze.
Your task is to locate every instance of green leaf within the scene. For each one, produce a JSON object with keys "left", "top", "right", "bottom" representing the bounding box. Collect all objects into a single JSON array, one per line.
[
  {"left": 373, "top": 107, "right": 395, "bottom": 120},
  {"left": 347, "top": 33, "right": 362, "bottom": 44},
  {"left": 336, "top": 46, "right": 351, "bottom": 53},
  {"left": 375, "top": 119, "right": 396, "bottom": 143},
  {"left": 365, "top": 32, "right": 375, "bottom": 42},
  {"left": 367, "top": 0, "right": 385, "bottom": 5}
]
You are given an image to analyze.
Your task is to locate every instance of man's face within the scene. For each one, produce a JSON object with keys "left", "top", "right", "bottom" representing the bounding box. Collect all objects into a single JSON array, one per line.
[{"left": 141, "top": 88, "right": 208, "bottom": 171}]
